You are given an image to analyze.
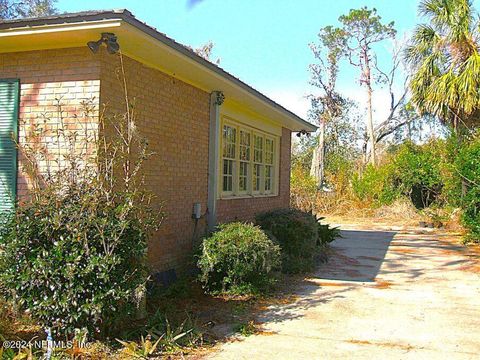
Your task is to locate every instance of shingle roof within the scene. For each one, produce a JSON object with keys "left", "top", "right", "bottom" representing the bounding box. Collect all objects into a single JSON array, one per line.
[{"left": 0, "top": 9, "right": 316, "bottom": 131}]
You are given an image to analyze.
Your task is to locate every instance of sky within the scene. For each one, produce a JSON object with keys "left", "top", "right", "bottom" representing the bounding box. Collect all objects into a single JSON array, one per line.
[{"left": 55, "top": 0, "right": 474, "bottom": 124}]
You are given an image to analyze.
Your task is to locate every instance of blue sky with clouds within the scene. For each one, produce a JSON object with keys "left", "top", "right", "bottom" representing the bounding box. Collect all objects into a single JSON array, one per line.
[{"left": 57, "top": 0, "right": 478, "bottom": 121}]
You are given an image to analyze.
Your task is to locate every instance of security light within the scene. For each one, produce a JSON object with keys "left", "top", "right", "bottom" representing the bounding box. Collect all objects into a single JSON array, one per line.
[
  {"left": 87, "top": 33, "right": 120, "bottom": 54},
  {"left": 296, "top": 130, "right": 310, "bottom": 137}
]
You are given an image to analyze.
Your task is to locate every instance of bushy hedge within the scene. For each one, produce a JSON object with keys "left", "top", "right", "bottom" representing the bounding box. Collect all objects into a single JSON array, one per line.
[
  {"left": 256, "top": 209, "right": 319, "bottom": 273},
  {"left": 352, "top": 141, "right": 444, "bottom": 209},
  {"left": 456, "top": 137, "right": 480, "bottom": 242},
  {"left": 0, "top": 182, "right": 159, "bottom": 337},
  {"left": 352, "top": 162, "right": 399, "bottom": 206},
  {"left": 197, "top": 222, "right": 281, "bottom": 295},
  {"left": 0, "top": 91, "right": 162, "bottom": 338}
]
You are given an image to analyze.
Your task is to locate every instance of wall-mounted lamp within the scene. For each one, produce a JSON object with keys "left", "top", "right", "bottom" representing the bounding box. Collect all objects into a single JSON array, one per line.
[
  {"left": 296, "top": 130, "right": 310, "bottom": 137},
  {"left": 87, "top": 33, "right": 120, "bottom": 54}
]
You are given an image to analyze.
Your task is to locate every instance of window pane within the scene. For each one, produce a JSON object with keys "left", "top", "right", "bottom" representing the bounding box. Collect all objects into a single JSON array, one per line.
[
  {"left": 240, "top": 130, "right": 250, "bottom": 146},
  {"left": 223, "top": 176, "right": 229, "bottom": 191},
  {"left": 253, "top": 164, "right": 262, "bottom": 191},
  {"left": 265, "top": 165, "right": 272, "bottom": 192},
  {"left": 223, "top": 125, "right": 236, "bottom": 159},
  {"left": 265, "top": 138, "right": 274, "bottom": 165},
  {"left": 240, "top": 130, "right": 250, "bottom": 161},
  {"left": 239, "top": 161, "right": 248, "bottom": 192},
  {"left": 223, "top": 159, "right": 233, "bottom": 192},
  {"left": 254, "top": 134, "right": 263, "bottom": 163}
]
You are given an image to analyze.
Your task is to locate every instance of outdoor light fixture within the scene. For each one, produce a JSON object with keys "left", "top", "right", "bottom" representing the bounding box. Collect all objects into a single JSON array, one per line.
[
  {"left": 87, "top": 33, "right": 120, "bottom": 54},
  {"left": 296, "top": 129, "right": 310, "bottom": 137}
]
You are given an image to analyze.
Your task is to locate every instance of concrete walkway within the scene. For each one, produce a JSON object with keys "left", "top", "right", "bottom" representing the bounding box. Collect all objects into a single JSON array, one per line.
[{"left": 209, "top": 225, "right": 480, "bottom": 359}]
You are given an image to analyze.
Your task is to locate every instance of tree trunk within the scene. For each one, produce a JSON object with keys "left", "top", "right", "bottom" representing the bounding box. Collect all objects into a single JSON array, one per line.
[
  {"left": 310, "top": 119, "right": 326, "bottom": 190},
  {"left": 365, "top": 74, "right": 376, "bottom": 166},
  {"left": 363, "top": 54, "right": 376, "bottom": 166}
]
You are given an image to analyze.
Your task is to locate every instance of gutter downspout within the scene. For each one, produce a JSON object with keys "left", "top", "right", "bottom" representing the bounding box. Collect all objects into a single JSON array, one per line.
[{"left": 207, "top": 91, "right": 225, "bottom": 232}]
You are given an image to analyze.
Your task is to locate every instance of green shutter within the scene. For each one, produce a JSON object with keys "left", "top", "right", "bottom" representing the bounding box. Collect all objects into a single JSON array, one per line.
[{"left": 0, "top": 79, "right": 19, "bottom": 212}]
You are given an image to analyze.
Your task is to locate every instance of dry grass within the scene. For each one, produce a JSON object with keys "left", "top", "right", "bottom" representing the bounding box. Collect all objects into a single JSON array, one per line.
[
  {"left": 373, "top": 198, "right": 426, "bottom": 224},
  {"left": 316, "top": 197, "right": 426, "bottom": 229},
  {"left": 0, "top": 298, "right": 41, "bottom": 341}
]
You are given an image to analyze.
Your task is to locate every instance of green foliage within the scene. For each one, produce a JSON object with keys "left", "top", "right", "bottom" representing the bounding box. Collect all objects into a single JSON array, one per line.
[
  {"left": 340, "top": 7, "right": 396, "bottom": 45},
  {"left": 456, "top": 135, "right": 480, "bottom": 242},
  {"left": 197, "top": 223, "right": 281, "bottom": 295},
  {"left": 0, "top": 0, "right": 57, "bottom": 19},
  {"left": 352, "top": 163, "right": 399, "bottom": 206},
  {"left": 256, "top": 209, "right": 318, "bottom": 273},
  {"left": 0, "top": 181, "right": 157, "bottom": 337},
  {"left": 352, "top": 141, "right": 444, "bottom": 208},
  {"left": 116, "top": 312, "right": 200, "bottom": 358},
  {"left": 317, "top": 217, "right": 341, "bottom": 247},
  {"left": 234, "top": 320, "right": 257, "bottom": 337},
  {"left": 405, "top": 0, "right": 480, "bottom": 128},
  {"left": 391, "top": 141, "right": 444, "bottom": 208},
  {"left": 0, "top": 96, "right": 162, "bottom": 337}
]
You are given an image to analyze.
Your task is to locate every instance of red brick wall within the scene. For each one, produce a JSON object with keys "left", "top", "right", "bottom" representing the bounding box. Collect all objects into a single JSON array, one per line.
[
  {"left": 98, "top": 50, "right": 210, "bottom": 272},
  {"left": 0, "top": 48, "right": 100, "bottom": 198},
  {"left": 1, "top": 47, "right": 293, "bottom": 273},
  {"left": 216, "top": 127, "right": 291, "bottom": 222}
]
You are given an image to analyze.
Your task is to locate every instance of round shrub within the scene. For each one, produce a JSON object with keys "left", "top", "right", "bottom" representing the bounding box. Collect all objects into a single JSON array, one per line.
[
  {"left": 0, "top": 182, "right": 159, "bottom": 337},
  {"left": 197, "top": 222, "right": 281, "bottom": 295},
  {"left": 256, "top": 209, "right": 318, "bottom": 274}
]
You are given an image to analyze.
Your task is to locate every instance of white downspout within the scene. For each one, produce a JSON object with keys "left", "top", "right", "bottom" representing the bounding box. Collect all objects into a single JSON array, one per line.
[{"left": 207, "top": 91, "right": 224, "bottom": 232}]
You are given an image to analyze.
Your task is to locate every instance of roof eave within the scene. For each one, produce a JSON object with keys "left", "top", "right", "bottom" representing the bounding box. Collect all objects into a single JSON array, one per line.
[{"left": 0, "top": 10, "right": 317, "bottom": 132}]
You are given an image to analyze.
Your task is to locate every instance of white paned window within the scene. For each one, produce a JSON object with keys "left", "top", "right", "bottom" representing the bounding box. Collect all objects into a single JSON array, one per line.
[
  {"left": 264, "top": 137, "right": 274, "bottom": 194},
  {"left": 220, "top": 120, "right": 278, "bottom": 198},
  {"left": 222, "top": 125, "right": 236, "bottom": 194}
]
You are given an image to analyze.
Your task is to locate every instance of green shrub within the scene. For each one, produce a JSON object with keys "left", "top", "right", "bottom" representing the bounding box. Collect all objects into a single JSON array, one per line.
[
  {"left": 352, "top": 163, "right": 399, "bottom": 206},
  {"left": 391, "top": 141, "right": 444, "bottom": 208},
  {"left": 0, "top": 182, "right": 159, "bottom": 337},
  {"left": 317, "top": 217, "right": 341, "bottom": 246},
  {"left": 256, "top": 209, "right": 318, "bottom": 273},
  {"left": 0, "top": 97, "right": 162, "bottom": 337},
  {"left": 197, "top": 222, "right": 281, "bottom": 295},
  {"left": 352, "top": 141, "right": 444, "bottom": 209},
  {"left": 456, "top": 136, "right": 480, "bottom": 242}
]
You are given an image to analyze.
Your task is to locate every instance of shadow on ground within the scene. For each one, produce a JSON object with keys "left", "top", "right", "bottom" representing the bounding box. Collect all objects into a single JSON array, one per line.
[
  {"left": 318, "top": 229, "right": 396, "bottom": 282},
  {"left": 252, "top": 230, "right": 396, "bottom": 325}
]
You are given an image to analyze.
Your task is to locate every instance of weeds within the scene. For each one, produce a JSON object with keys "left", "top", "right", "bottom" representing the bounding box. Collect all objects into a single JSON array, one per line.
[
  {"left": 117, "top": 335, "right": 162, "bottom": 358},
  {"left": 234, "top": 321, "right": 257, "bottom": 337}
]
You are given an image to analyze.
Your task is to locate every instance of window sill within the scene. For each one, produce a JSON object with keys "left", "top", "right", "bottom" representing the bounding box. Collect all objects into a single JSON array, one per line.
[{"left": 218, "top": 193, "right": 278, "bottom": 200}]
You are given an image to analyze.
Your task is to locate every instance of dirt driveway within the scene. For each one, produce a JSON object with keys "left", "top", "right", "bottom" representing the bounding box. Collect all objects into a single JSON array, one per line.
[{"left": 208, "top": 224, "right": 480, "bottom": 359}]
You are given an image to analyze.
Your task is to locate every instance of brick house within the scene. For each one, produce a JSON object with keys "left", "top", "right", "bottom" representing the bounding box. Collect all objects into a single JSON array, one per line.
[{"left": 0, "top": 10, "right": 316, "bottom": 273}]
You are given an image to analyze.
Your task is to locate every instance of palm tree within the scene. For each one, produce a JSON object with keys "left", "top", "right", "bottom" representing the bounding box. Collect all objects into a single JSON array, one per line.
[{"left": 405, "top": 0, "right": 480, "bottom": 131}]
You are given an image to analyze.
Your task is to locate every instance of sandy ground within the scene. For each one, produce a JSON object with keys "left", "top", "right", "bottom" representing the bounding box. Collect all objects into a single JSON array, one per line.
[{"left": 206, "top": 224, "right": 480, "bottom": 359}]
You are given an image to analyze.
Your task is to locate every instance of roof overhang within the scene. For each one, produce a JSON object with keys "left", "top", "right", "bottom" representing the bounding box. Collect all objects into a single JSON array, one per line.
[{"left": 0, "top": 10, "right": 317, "bottom": 132}]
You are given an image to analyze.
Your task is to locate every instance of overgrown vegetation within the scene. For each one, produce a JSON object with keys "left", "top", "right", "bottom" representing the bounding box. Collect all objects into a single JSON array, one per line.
[
  {"left": 0, "top": 96, "right": 162, "bottom": 337},
  {"left": 352, "top": 140, "right": 444, "bottom": 209},
  {"left": 456, "top": 135, "right": 480, "bottom": 242},
  {"left": 256, "top": 209, "right": 318, "bottom": 273},
  {"left": 296, "top": 0, "right": 480, "bottom": 244},
  {"left": 197, "top": 222, "right": 281, "bottom": 295},
  {"left": 255, "top": 209, "right": 338, "bottom": 273},
  {"left": 293, "top": 132, "right": 480, "bottom": 241}
]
